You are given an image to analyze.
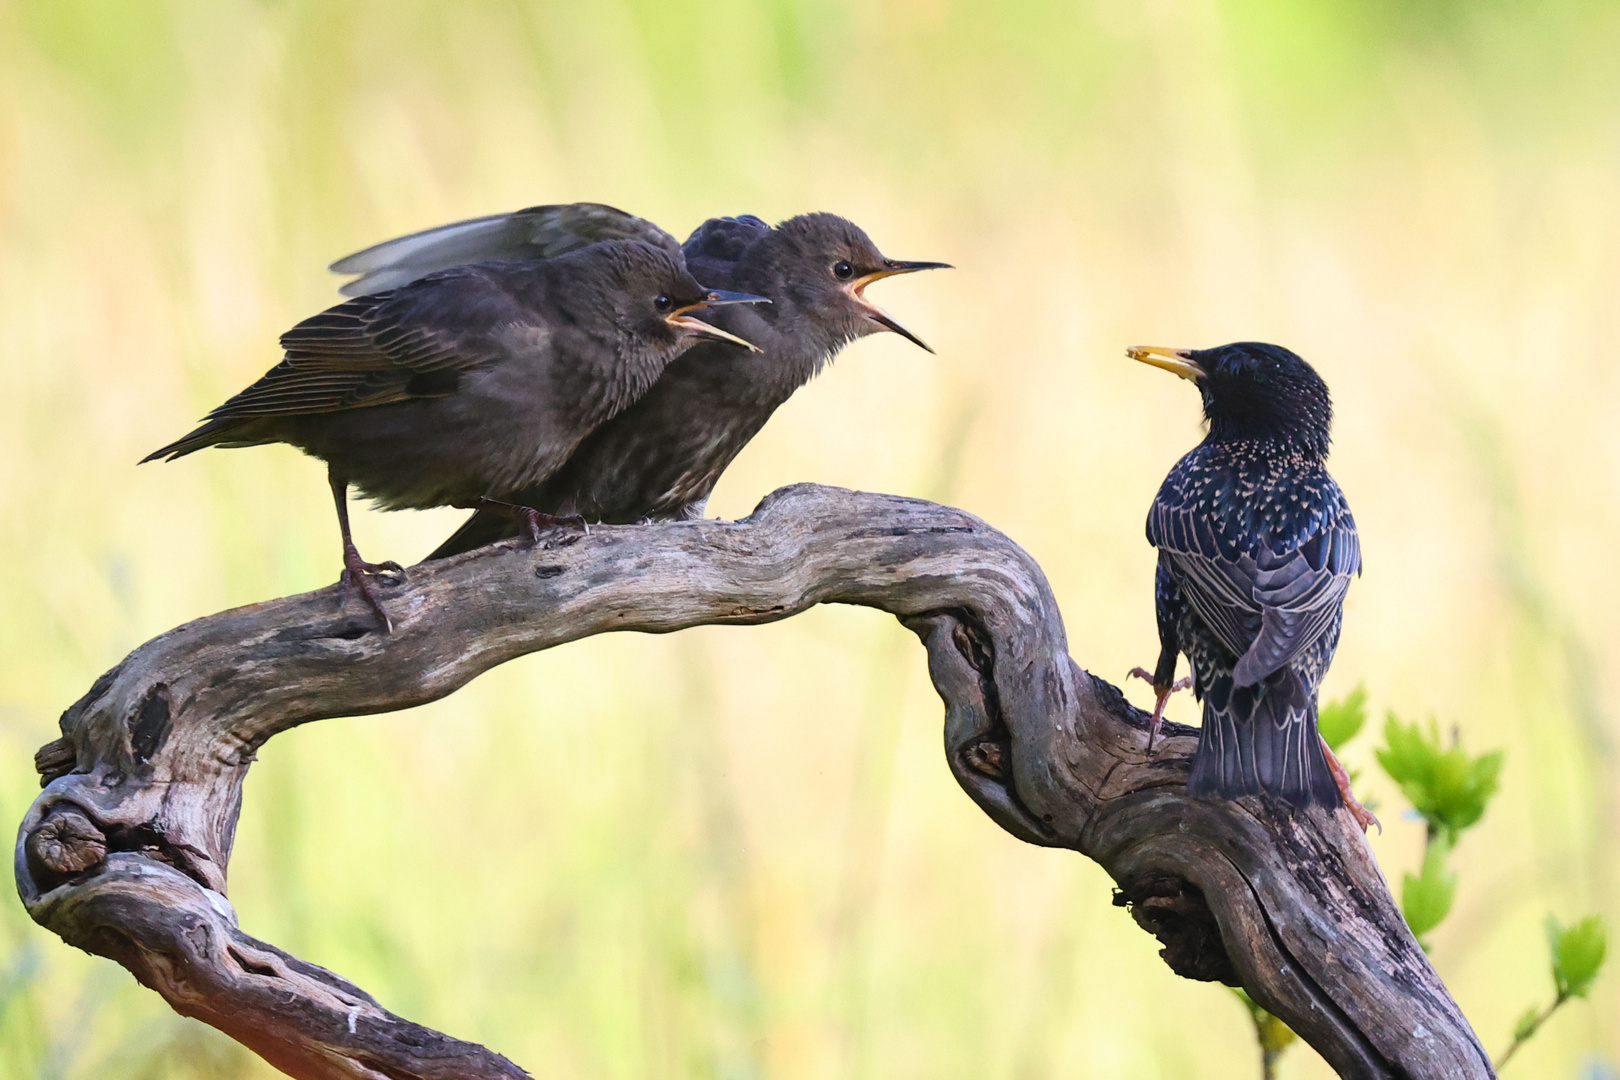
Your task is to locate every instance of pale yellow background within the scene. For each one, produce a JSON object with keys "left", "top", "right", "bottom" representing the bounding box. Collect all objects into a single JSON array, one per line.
[{"left": 1, "top": 2, "right": 1615, "bottom": 1078}]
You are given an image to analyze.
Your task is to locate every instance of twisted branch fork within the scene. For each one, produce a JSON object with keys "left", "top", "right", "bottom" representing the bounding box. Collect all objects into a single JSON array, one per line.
[{"left": 15, "top": 484, "right": 1493, "bottom": 1080}]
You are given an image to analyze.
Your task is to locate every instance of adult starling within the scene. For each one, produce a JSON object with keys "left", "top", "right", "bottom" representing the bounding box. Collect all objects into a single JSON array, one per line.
[
  {"left": 1127, "top": 342, "right": 1374, "bottom": 827},
  {"left": 143, "top": 237, "right": 765, "bottom": 630},
  {"left": 325, "top": 206, "right": 947, "bottom": 555}
]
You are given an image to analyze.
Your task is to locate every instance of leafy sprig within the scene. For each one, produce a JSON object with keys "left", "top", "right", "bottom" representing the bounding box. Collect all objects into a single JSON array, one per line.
[
  {"left": 1375, "top": 714, "right": 1501, "bottom": 847},
  {"left": 1228, "top": 689, "right": 1607, "bottom": 1076},
  {"left": 1497, "top": 916, "right": 1608, "bottom": 1069}
]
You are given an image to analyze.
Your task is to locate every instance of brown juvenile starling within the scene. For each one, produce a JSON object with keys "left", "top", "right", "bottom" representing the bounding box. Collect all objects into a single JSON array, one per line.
[
  {"left": 144, "top": 237, "right": 764, "bottom": 629},
  {"left": 322, "top": 206, "right": 947, "bottom": 555}
]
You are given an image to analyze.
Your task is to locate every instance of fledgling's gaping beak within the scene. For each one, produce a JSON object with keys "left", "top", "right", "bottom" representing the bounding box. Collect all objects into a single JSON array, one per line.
[
  {"left": 849, "top": 259, "right": 952, "bottom": 354},
  {"left": 668, "top": 290, "right": 770, "bottom": 353},
  {"left": 1128, "top": 345, "right": 1206, "bottom": 382}
]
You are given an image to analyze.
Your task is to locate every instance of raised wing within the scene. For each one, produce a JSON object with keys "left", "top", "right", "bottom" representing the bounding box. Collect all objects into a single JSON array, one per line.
[
  {"left": 1149, "top": 490, "right": 1359, "bottom": 689},
  {"left": 331, "top": 202, "right": 679, "bottom": 296}
]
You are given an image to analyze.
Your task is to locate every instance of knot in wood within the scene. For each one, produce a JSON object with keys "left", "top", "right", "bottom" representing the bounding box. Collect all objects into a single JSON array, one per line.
[
  {"left": 34, "top": 738, "right": 77, "bottom": 787},
  {"left": 28, "top": 809, "right": 107, "bottom": 877},
  {"left": 964, "top": 739, "right": 1006, "bottom": 778},
  {"left": 1114, "top": 876, "right": 1238, "bottom": 986}
]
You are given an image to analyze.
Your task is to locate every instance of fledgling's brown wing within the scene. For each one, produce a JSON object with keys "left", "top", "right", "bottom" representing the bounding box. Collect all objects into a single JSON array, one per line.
[
  {"left": 142, "top": 265, "right": 531, "bottom": 460},
  {"left": 330, "top": 202, "right": 679, "bottom": 296}
]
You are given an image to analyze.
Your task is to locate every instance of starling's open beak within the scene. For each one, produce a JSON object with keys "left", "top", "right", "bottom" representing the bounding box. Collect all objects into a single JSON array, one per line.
[
  {"left": 668, "top": 290, "right": 769, "bottom": 353},
  {"left": 849, "top": 259, "right": 951, "bottom": 354},
  {"left": 1128, "top": 345, "right": 1206, "bottom": 382}
]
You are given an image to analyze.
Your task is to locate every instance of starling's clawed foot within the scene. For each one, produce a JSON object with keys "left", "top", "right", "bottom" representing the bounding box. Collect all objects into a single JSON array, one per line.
[
  {"left": 475, "top": 498, "right": 590, "bottom": 545},
  {"left": 339, "top": 546, "right": 404, "bottom": 633},
  {"left": 515, "top": 506, "right": 551, "bottom": 545},
  {"left": 1127, "top": 668, "right": 1193, "bottom": 752},
  {"left": 1320, "top": 736, "right": 1380, "bottom": 833}
]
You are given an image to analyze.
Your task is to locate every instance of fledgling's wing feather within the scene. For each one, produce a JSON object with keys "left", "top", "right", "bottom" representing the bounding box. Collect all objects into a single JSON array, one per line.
[
  {"left": 142, "top": 266, "right": 534, "bottom": 462},
  {"left": 331, "top": 202, "right": 680, "bottom": 296},
  {"left": 214, "top": 268, "right": 513, "bottom": 418}
]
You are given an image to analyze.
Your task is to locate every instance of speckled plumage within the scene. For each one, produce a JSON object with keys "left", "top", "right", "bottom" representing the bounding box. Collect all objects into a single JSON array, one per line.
[{"left": 1142, "top": 342, "right": 1360, "bottom": 807}]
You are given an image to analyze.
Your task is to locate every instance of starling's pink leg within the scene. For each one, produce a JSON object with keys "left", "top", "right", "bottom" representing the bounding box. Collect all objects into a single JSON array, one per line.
[
  {"left": 329, "top": 467, "right": 403, "bottom": 633},
  {"left": 1321, "top": 737, "right": 1380, "bottom": 833},
  {"left": 1127, "top": 668, "right": 1193, "bottom": 752}
]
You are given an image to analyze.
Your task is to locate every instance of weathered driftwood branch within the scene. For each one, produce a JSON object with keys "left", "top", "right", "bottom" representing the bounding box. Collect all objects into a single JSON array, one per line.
[{"left": 16, "top": 484, "right": 1492, "bottom": 1080}]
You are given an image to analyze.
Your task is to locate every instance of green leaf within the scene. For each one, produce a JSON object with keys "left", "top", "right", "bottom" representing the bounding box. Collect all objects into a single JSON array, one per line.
[
  {"left": 1375, "top": 713, "right": 1502, "bottom": 844},
  {"left": 1257, "top": 1011, "right": 1297, "bottom": 1054},
  {"left": 1547, "top": 915, "right": 1607, "bottom": 999},
  {"left": 1318, "top": 685, "right": 1367, "bottom": 751},
  {"left": 1512, "top": 1004, "right": 1540, "bottom": 1042},
  {"left": 1401, "top": 837, "right": 1456, "bottom": 942}
]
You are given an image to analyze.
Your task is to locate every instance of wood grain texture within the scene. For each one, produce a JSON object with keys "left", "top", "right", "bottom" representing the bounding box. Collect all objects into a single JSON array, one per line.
[{"left": 15, "top": 484, "right": 1492, "bottom": 1080}]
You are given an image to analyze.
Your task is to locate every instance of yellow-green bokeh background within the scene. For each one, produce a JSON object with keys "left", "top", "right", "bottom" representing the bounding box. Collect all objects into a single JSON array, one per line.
[{"left": 2, "top": 1, "right": 1617, "bottom": 1077}]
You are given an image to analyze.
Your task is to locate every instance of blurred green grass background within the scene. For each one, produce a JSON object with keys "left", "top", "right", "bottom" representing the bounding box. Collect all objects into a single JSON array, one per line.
[{"left": 2, "top": 1, "right": 1617, "bottom": 1077}]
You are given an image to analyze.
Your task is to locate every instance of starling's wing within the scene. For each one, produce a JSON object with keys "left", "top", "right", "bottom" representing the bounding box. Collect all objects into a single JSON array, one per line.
[
  {"left": 1230, "top": 517, "right": 1359, "bottom": 687},
  {"left": 1149, "top": 493, "right": 1359, "bottom": 689},
  {"left": 207, "top": 268, "right": 519, "bottom": 419},
  {"left": 141, "top": 265, "right": 549, "bottom": 462},
  {"left": 331, "top": 202, "right": 680, "bottom": 296},
  {"left": 1147, "top": 499, "right": 1258, "bottom": 658},
  {"left": 681, "top": 215, "right": 771, "bottom": 288}
]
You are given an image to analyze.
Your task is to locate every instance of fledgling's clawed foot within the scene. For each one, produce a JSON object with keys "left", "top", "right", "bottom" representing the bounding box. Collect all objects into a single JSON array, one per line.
[
  {"left": 516, "top": 509, "right": 591, "bottom": 544},
  {"left": 339, "top": 550, "right": 404, "bottom": 633},
  {"left": 1127, "top": 668, "right": 1193, "bottom": 753},
  {"left": 474, "top": 500, "right": 591, "bottom": 545}
]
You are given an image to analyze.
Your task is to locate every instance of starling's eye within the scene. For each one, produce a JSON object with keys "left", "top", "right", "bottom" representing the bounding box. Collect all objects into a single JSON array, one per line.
[
  {"left": 654, "top": 294, "right": 673, "bottom": 313},
  {"left": 833, "top": 261, "right": 855, "bottom": 281}
]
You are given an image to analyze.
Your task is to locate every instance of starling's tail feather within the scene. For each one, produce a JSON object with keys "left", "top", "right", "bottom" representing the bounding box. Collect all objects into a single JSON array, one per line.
[{"left": 1188, "top": 667, "right": 1339, "bottom": 809}]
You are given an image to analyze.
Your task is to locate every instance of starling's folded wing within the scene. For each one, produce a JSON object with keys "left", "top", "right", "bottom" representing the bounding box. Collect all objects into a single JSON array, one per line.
[
  {"left": 1230, "top": 518, "right": 1359, "bottom": 686},
  {"left": 205, "top": 268, "right": 521, "bottom": 419},
  {"left": 330, "top": 202, "right": 680, "bottom": 296},
  {"left": 1150, "top": 494, "right": 1360, "bottom": 688},
  {"left": 1148, "top": 499, "right": 1259, "bottom": 657}
]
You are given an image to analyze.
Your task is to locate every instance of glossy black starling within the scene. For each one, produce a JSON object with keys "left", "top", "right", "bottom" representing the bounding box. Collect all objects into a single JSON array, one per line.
[
  {"left": 1128, "top": 342, "right": 1372, "bottom": 825},
  {"left": 325, "top": 206, "right": 947, "bottom": 556},
  {"left": 143, "top": 237, "right": 765, "bottom": 629}
]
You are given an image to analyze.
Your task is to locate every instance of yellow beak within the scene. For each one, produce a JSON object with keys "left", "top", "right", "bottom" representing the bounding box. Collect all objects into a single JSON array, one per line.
[{"left": 1127, "top": 345, "right": 1205, "bottom": 381}]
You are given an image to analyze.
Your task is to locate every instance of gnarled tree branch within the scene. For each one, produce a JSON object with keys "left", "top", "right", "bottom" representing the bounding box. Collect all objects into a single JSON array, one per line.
[{"left": 15, "top": 484, "right": 1493, "bottom": 1080}]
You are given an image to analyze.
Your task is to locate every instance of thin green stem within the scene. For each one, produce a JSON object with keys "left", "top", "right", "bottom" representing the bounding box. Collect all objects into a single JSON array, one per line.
[
  {"left": 1494, "top": 994, "right": 1566, "bottom": 1071},
  {"left": 1234, "top": 989, "right": 1294, "bottom": 1080}
]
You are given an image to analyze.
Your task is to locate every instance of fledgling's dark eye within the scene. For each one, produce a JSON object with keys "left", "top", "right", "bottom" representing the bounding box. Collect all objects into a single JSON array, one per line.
[
  {"left": 833, "top": 261, "right": 854, "bottom": 280},
  {"left": 654, "top": 294, "right": 673, "bottom": 313}
]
